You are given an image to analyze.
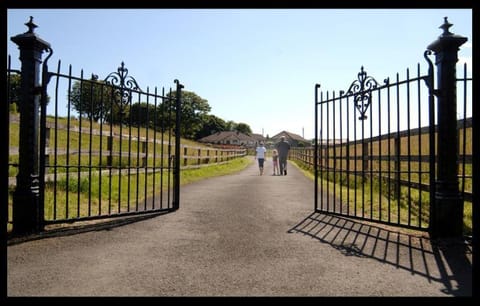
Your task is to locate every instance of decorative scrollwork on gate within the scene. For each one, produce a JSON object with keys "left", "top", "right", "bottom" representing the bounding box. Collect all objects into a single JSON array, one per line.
[
  {"left": 343, "top": 66, "right": 379, "bottom": 120},
  {"left": 104, "top": 62, "right": 141, "bottom": 114},
  {"left": 423, "top": 50, "right": 435, "bottom": 92}
]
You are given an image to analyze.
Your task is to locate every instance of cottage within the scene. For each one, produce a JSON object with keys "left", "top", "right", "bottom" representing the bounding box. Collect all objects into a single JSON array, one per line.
[
  {"left": 197, "top": 131, "right": 264, "bottom": 148},
  {"left": 270, "top": 130, "right": 311, "bottom": 147}
]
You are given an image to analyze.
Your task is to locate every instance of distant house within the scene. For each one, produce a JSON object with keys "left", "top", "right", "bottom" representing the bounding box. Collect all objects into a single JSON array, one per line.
[
  {"left": 270, "top": 130, "right": 311, "bottom": 147},
  {"left": 197, "top": 131, "right": 265, "bottom": 148},
  {"left": 250, "top": 133, "right": 266, "bottom": 145},
  {"left": 198, "top": 129, "right": 312, "bottom": 148}
]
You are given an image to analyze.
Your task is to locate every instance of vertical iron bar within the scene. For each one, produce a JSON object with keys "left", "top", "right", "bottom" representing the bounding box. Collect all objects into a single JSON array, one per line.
[
  {"left": 152, "top": 88, "right": 158, "bottom": 209},
  {"left": 53, "top": 61, "right": 61, "bottom": 220},
  {"left": 461, "top": 63, "right": 467, "bottom": 198},
  {"left": 354, "top": 95, "right": 357, "bottom": 217},
  {"left": 320, "top": 91, "right": 323, "bottom": 211},
  {"left": 326, "top": 91, "right": 330, "bottom": 212},
  {"left": 370, "top": 92, "right": 373, "bottom": 220},
  {"left": 66, "top": 65, "right": 72, "bottom": 219},
  {"left": 136, "top": 90, "right": 140, "bottom": 211},
  {"left": 333, "top": 91, "right": 336, "bottom": 213},
  {"left": 417, "top": 63, "right": 423, "bottom": 228},
  {"left": 396, "top": 73, "right": 401, "bottom": 224},
  {"left": 88, "top": 78, "right": 94, "bottom": 216},
  {"left": 6, "top": 57, "right": 11, "bottom": 229},
  {"left": 144, "top": 90, "right": 149, "bottom": 211},
  {"left": 426, "top": 52, "right": 436, "bottom": 233},
  {"left": 38, "top": 47, "right": 52, "bottom": 230},
  {"left": 127, "top": 89, "right": 132, "bottom": 212},
  {"left": 77, "top": 70, "right": 83, "bottom": 218},
  {"left": 361, "top": 110, "right": 365, "bottom": 218},
  {"left": 378, "top": 86, "right": 382, "bottom": 221},
  {"left": 161, "top": 88, "right": 165, "bottom": 209},
  {"left": 314, "top": 84, "right": 319, "bottom": 211},
  {"left": 387, "top": 80, "right": 391, "bottom": 223},
  {"left": 167, "top": 89, "right": 172, "bottom": 209},
  {"left": 407, "top": 68, "right": 412, "bottom": 226},
  {"left": 135, "top": 90, "right": 140, "bottom": 212},
  {"left": 346, "top": 95, "right": 350, "bottom": 216},
  {"left": 108, "top": 80, "right": 114, "bottom": 215},
  {"left": 152, "top": 86, "right": 161, "bottom": 209},
  {"left": 173, "top": 79, "right": 183, "bottom": 210},
  {"left": 98, "top": 82, "right": 104, "bottom": 216},
  {"left": 118, "top": 92, "right": 123, "bottom": 214},
  {"left": 339, "top": 90, "right": 343, "bottom": 215}
]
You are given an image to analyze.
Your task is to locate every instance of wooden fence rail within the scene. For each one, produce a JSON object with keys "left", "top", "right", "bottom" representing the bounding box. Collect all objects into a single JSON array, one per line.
[
  {"left": 8, "top": 117, "right": 247, "bottom": 186},
  {"left": 290, "top": 117, "right": 472, "bottom": 202}
]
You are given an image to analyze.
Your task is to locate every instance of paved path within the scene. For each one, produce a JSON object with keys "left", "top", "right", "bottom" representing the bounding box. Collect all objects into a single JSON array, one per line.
[{"left": 7, "top": 158, "right": 472, "bottom": 296}]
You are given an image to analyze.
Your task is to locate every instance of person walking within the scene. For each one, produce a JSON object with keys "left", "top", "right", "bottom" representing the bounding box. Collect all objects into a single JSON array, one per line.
[
  {"left": 275, "top": 136, "right": 291, "bottom": 175},
  {"left": 255, "top": 141, "right": 267, "bottom": 176}
]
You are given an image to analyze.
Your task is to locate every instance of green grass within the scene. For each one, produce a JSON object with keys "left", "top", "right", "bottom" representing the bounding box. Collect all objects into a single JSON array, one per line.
[
  {"left": 180, "top": 157, "right": 253, "bottom": 185},
  {"left": 8, "top": 114, "right": 219, "bottom": 177},
  {"left": 7, "top": 157, "right": 252, "bottom": 232},
  {"left": 290, "top": 122, "right": 472, "bottom": 236},
  {"left": 8, "top": 112, "right": 251, "bottom": 232},
  {"left": 291, "top": 159, "right": 472, "bottom": 236},
  {"left": 318, "top": 129, "right": 472, "bottom": 196}
]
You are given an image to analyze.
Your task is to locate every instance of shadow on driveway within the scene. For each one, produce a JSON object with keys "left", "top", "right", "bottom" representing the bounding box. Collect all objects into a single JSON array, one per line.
[
  {"left": 288, "top": 211, "right": 472, "bottom": 296},
  {"left": 7, "top": 210, "right": 171, "bottom": 246}
]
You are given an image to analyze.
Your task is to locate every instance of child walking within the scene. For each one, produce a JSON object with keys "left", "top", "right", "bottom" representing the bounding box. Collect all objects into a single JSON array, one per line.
[
  {"left": 255, "top": 141, "right": 267, "bottom": 175},
  {"left": 272, "top": 149, "right": 279, "bottom": 175}
]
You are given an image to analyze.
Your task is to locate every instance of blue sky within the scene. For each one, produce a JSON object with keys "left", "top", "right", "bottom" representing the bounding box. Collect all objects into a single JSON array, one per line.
[{"left": 7, "top": 9, "right": 472, "bottom": 140}]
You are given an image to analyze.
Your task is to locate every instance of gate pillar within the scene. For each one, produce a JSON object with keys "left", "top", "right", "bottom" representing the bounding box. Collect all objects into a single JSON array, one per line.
[
  {"left": 10, "top": 17, "right": 51, "bottom": 234},
  {"left": 427, "top": 17, "right": 467, "bottom": 238}
]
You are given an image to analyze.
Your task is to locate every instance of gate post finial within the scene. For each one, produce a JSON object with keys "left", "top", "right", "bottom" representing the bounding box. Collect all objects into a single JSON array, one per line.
[
  {"left": 25, "top": 16, "right": 38, "bottom": 34},
  {"left": 439, "top": 17, "right": 453, "bottom": 37}
]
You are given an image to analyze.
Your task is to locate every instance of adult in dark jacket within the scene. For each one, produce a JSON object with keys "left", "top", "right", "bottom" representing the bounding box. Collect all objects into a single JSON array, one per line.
[{"left": 275, "top": 136, "right": 291, "bottom": 175}]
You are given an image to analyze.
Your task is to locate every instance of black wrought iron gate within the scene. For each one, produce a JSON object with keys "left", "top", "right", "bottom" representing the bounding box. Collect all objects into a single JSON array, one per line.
[
  {"left": 7, "top": 17, "right": 183, "bottom": 235},
  {"left": 314, "top": 18, "right": 472, "bottom": 238},
  {"left": 314, "top": 63, "right": 435, "bottom": 232}
]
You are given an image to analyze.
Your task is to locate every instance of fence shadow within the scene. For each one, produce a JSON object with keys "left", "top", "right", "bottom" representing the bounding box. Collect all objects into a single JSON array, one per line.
[
  {"left": 7, "top": 210, "right": 172, "bottom": 246},
  {"left": 288, "top": 211, "right": 472, "bottom": 296}
]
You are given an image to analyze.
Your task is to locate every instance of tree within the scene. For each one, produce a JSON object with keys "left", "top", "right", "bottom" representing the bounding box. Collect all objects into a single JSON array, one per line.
[
  {"left": 165, "top": 90, "right": 211, "bottom": 139},
  {"left": 129, "top": 102, "right": 152, "bottom": 127},
  {"left": 235, "top": 122, "right": 252, "bottom": 134},
  {"left": 195, "top": 114, "right": 227, "bottom": 139},
  {"left": 225, "top": 120, "right": 237, "bottom": 131},
  {"left": 69, "top": 77, "right": 120, "bottom": 123},
  {"left": 223, "top": 120, "right": 252, "bottom": 134}
]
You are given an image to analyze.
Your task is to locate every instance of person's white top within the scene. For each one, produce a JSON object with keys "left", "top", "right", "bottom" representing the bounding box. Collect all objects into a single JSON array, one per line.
[{"left": 256, "top": 146, "right": 267, "bottom": 159}]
